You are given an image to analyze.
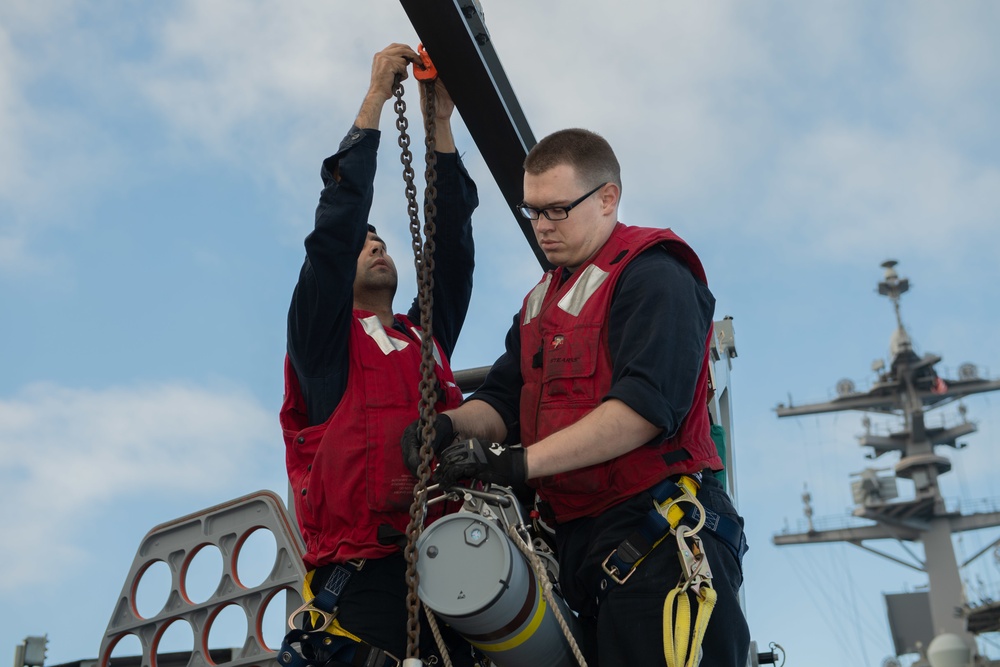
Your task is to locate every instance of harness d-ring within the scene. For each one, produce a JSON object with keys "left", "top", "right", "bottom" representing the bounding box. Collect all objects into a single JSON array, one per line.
[
  {"left": 655, "top": 479, "right": 706, "bottom": 537},
  {"left": 286, "top": 600, "right": 335, "bottom": 631}
]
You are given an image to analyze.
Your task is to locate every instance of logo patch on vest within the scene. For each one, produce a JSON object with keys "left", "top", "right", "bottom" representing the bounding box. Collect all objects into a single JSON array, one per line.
[{"left": 551, "top": 335, "right": 565, "bottom": 349}]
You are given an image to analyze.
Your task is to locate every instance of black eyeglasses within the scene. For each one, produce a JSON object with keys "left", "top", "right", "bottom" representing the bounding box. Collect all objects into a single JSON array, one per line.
[{"left": 517, "top": 182, "right": 608, "bottom": 221}]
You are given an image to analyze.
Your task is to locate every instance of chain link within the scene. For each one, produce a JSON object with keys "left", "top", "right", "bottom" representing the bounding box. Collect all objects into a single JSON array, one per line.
[{"left": 395, "top": 76, "right": 442, "bottom": 663}]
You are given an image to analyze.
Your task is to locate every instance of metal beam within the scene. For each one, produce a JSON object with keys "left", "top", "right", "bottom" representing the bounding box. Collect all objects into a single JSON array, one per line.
[
  {"left": 398, "top": 0, "right": 551, "bottom": 270},
  {"left": 776, "top": 394, "right": 898, "bottom": 418},
  {"left": 776, "top": 377, "right": 1000, "bottom": 419},
  {"left": 960, "top": 533, "right": 1000, "bottom": 569},
  {"left": 773, "top": 522, "right": 920, "bottom": 545},
  {"left": 453, "top": 364, "right": 491, "bottom": 393},
  {"left": 950, "top": 510, "right": 1000, "bottom": 534}
]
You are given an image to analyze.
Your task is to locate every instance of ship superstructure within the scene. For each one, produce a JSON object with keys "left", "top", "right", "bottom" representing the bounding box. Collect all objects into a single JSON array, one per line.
[{"left": 774, "top": 260, "right": 1000, "bottom": 667}]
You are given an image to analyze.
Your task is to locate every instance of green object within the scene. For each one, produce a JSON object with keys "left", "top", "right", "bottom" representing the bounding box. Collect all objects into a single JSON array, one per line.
[{"left": 711, "top": 423, "right": 727, "bottom": 491}]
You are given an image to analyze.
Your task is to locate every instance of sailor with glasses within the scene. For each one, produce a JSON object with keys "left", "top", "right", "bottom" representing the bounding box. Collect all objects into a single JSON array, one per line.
[{"left": 407, "top": 128, "right": 750, "bottom": 665}]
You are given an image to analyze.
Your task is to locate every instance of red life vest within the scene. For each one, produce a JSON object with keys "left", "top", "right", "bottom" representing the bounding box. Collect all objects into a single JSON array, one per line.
[
  {"left": 519, "top": 223, "right": 721, "bottom": 522},
  {"left": 280, "top": 312, "right": 464, "bottom": 568}
]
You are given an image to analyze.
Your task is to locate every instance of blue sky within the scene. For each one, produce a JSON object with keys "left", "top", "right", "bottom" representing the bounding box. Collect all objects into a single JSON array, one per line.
[{"left": 3, "top": 2, "right": 1000, "bottom": 666}]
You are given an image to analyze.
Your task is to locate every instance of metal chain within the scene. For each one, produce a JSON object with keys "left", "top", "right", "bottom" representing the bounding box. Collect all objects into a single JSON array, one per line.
[{"left": 395, "top": 76, "right": 443, "bottom": 663}]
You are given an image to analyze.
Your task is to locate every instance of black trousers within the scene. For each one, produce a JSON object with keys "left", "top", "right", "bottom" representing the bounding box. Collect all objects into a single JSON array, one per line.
[
  {"left": 555, "top": 475, "right": 751, "bottom": 667},
  {"left": 311, "top": 552, "right": 483, "bottom": 666}
]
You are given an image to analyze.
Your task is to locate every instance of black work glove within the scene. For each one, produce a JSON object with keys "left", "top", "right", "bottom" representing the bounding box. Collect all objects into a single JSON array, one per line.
[
  {"left": 434, "top": 438, "right": 529, "bottom": 497},
  {"left": 400, "top": 414, "right": 457, "bottom": 475}
]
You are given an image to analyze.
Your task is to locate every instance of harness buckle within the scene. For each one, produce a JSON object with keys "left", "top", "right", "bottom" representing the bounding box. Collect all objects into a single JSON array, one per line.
[{"left": 600, "top": 551, "right": 637, "bottom": 585}]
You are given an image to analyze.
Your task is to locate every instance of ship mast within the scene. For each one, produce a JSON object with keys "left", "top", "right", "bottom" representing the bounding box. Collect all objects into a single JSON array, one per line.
[{"left": 774, "top": 260, "right": 1000, "bottom": 665}]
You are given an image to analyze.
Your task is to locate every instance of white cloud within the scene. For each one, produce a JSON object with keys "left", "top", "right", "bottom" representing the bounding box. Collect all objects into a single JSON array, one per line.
[
  {"left": 135, "top": 3, "right": 412, "bottom": 162},
  {"left": 477, "top": 2, "right": 778, "bottom": 201},
  {"left": 4, "top": 0, "right": 998, "bottom": 279},
  {"left": 898, "top": 4, "right": 1000, "bottom": 103},
  {"left": 762, "top": 125, "right": 1000, "bottom": 263},
  {"left": 0, "top": 381, "right": 276, "bottom": 591},
  {"left": 0, "top": 23, "right": 37, "bottom": 273},
  {"left": 0, "top": 2, "right": 124, "bottom": 277},
  {"left": 0, "top": 27, "right": 25, "bottom": 197}
]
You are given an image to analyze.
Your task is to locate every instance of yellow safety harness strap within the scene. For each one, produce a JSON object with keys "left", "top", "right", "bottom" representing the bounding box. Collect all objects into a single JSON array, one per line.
[
  {"left": 297, "top": 570, "right": 362, "bottom": 642},
  {"left": 664, "top": 508, "right": 716, "bottom": 666},
  {"left": 600, "top": 475, "right": 701, "bottom": 591},
  {"left": 663, "top": 586, "right": 717, "bottom": 667},
  {"left": 277, "top": 563, "right": 403, "bottom": 667},
  {"left": 597, "top": 474, "right": 721, "bottom": 666}
]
